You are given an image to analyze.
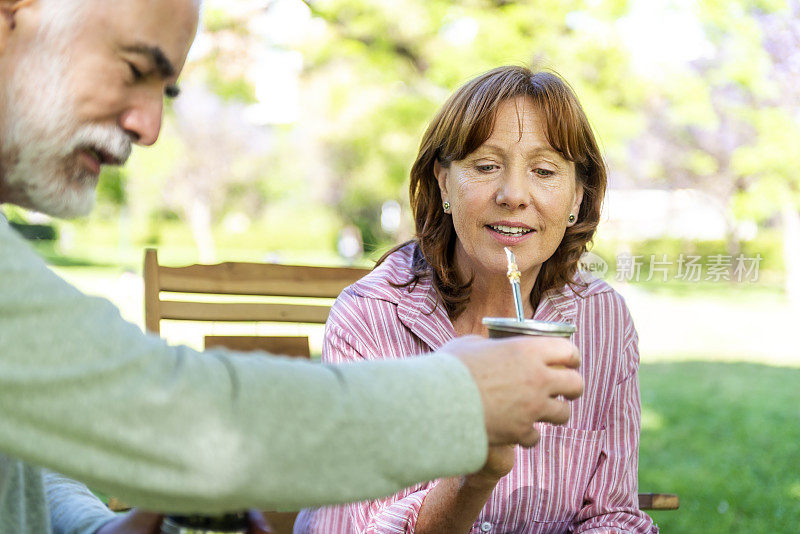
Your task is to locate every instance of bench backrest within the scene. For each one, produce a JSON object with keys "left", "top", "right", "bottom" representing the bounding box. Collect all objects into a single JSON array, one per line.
[{"left": 143, "top": 248, "right": 371, "bottom": 356}]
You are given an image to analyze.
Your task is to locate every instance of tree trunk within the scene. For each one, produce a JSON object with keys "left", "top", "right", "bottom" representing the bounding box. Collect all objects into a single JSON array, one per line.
[
  {"left": 188, "top": 197, "right": 216, "bottom": 263},
  {"left": 724, "top": 214, "right": 741, "bottom": 284},
  {"left": 782, "top": 202, "right": 800, "bottom": 306}
]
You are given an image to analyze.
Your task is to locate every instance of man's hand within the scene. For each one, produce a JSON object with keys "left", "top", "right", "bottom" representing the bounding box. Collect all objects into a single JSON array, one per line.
[{"left": 443, "top": 335, "right": 583, "bottom": 448}]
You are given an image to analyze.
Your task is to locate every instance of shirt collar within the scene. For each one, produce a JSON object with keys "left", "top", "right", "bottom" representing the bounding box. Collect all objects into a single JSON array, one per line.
[
  {"left": 374, "top": 244, "right": 581, "bottom": 348},
  {"left": 395, "top": 273, "right": 456, "bottom": 350},
  {"left": 535, "top": 283, "right": 579, "bottom": 324},
  {"left": 394, "top": 272, "right": 581, "bottom": 349}
]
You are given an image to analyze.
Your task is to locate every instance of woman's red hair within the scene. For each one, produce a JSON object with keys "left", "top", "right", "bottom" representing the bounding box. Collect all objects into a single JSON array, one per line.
[{"left": 381, "top": 66, "right": 607, "bottom": 318}]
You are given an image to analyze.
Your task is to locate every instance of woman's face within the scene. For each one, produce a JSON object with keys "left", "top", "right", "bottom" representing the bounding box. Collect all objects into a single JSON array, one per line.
[{"left": 435, "top": 96, "right": 583, "bottom": 283}]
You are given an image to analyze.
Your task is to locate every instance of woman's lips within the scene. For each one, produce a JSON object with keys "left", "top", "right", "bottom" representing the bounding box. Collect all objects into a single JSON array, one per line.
[{"left": 485, "top": 224, "right": 535, "bottom": 245}]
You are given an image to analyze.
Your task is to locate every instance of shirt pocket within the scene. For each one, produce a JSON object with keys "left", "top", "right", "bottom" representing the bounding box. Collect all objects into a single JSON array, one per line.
[{"left": 526, "top": 424, "right": 604, "bottom": 526}]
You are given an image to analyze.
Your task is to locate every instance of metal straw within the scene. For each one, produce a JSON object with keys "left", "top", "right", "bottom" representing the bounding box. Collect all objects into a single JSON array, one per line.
[{"left": 504, "top": 247, "right": 525, "bottom": 322}]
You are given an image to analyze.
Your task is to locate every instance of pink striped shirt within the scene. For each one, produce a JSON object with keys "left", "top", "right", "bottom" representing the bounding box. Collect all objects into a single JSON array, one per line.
[{"left": 296, "top": 244, "right": 656, "bottom": 534}]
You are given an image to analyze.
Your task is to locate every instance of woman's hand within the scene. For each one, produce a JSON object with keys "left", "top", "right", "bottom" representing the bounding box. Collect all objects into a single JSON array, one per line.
[
  {"left": 465, "top": 444, "right": 516, "bottom": 488},
  {"left": 415, "top": 445, "right": 516, "bottom": 533}
]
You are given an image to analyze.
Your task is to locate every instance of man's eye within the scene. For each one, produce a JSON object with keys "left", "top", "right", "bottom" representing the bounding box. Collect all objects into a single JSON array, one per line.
[{"left": 127, "top": 62, "right": 144, "bottom": 81}]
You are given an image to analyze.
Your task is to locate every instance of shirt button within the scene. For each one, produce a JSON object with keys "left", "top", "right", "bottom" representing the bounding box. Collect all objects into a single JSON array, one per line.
[{"left": 480, "top": 522, "right": 493, "bottom": 532}]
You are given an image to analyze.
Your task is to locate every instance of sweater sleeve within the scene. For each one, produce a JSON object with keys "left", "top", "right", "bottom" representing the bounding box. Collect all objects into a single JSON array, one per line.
[
  {"left": 43, "top": 471, "right": 116, "bottom": 534},
  {"left": 0, "top": 221, "right": 487, "bottom": 514}
]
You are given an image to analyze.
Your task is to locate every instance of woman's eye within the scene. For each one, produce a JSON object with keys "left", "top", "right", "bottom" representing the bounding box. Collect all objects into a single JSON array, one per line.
[
  {"left": 127, "top": 62, "right": 144, "bottom": 81},
  {"left": 476, "top": 164, "right": 498, "bottom": 173},
  {"left": 534, "top": 168, "right": 555, "bottom": 177}
]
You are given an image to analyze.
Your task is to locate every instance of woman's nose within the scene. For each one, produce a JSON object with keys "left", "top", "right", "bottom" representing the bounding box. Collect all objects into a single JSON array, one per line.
[{"left": 495, "top": 168, "right": 531, "bottom": 209}]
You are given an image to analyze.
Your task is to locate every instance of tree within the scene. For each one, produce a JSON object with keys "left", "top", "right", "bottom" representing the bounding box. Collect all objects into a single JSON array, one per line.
[
  {"left": 742, "top": 1, "right": 800, "bottom": 302},
  {"left": 617, "top": 0, "right": 800, "bottom": 299},
  {"left": 296, "top": 0, "right": 640, "bottom": 250}
]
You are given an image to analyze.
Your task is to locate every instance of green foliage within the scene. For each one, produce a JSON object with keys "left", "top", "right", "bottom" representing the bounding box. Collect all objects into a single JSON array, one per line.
[
  {"left": 202, "top": 55, "right": 258, "bottom": 103},
  {"left": 731, "top": 107, "right": 800, "bottom": 218},
  {"left": 228, "top": 202, "right": 342, "bottom": 253},
  {"left": 1, "top": 205, "right": 34, "bottom": 224},
  {"left": 300, "top": 0, "right": 644, "bottom": 243},
  {"left": 621, "top": 0, "right": 800, "bottom": 272},
  {"left": 62, "top": 0, "right": 797, "bottom": 276},
  {"left": 203, "top": 6, "right": 242, "bottom": 33},
  {"left": 190, "top": 5, "right": 258, "bottom": 103},
  {"left": 95, "top": 167, "right": 127, "bottom": 207}
]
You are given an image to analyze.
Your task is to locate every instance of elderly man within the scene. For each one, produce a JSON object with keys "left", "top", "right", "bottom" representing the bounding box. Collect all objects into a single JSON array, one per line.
[{"left": 0, "top": 0, "right": 584, "bottom": 532}]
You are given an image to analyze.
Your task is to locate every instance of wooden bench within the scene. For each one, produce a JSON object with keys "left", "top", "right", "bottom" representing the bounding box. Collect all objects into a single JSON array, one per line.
[
  {"left": 143, "top": 248, "right": 371, "bottom": 354},
  {"left": 638, "top": 492, "right": 679, "bottom": 510}
]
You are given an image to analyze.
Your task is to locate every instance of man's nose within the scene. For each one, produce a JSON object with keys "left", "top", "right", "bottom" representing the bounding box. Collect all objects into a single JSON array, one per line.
[{"left": 118, "top": 97, "right": 164, "bottom": 147}]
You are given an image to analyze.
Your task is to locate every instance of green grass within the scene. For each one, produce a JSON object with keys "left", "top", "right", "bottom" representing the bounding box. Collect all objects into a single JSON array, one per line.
[
  {"left": 639, "top": 361, "right": 800, "bottom": 533},
  {"left": 630, "top": 277, "right": 786, "bottom": 300}
]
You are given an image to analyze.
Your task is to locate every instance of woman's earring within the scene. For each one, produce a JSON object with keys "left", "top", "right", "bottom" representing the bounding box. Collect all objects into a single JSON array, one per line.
[
  {"left": 568, "top": 214, "right": 576, "bottom": 223},
  {"left": 443, "top": 201, "right": 451, "bottom": 213}
]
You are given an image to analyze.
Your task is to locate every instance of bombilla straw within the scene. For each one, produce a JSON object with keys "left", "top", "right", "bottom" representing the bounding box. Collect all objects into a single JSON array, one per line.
[{"left": 504, "top": 247, "right": 525, "bottom": 322}]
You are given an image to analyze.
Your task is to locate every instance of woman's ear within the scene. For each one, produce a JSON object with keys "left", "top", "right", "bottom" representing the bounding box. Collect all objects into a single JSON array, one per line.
[
  {"left": 433, "top": 159, "right": 450, "bottom": 204},
  {"left": 570, "top": 182, "right": 584, "bottom": 224}
]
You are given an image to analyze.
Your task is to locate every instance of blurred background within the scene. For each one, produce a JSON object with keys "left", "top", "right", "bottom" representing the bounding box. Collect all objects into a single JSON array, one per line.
[{"left": 7, "top": 0, "right": 800, "bottom": 531}]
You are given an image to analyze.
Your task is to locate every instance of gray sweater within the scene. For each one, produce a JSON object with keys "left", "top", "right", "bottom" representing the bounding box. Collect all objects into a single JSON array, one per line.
[{"left": 0, "top": 215, "right": 487, "bottom": 532}]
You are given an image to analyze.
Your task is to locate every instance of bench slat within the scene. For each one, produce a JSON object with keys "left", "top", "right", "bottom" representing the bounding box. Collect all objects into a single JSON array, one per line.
[
  {"left": 160, "top": 301, "right": 332, "bottom": 324},
  {"left": 638, "top": 492, "right": 680, "bottom": 510}
]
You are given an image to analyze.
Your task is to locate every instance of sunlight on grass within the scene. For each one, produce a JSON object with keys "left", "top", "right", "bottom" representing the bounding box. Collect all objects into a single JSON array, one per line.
[
  {"left": 615, "top": 283, "right": 800, "bottom": 367},
  {"left": 640, "top": 361, "right": 800, "bottom": 532},
  {"left": 641, "top": 407, "right": 664, "bottom": 431}
]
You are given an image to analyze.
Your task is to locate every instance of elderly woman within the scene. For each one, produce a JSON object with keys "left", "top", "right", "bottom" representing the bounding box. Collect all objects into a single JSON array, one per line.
[{"left": 296, "top": 66, "right": 656, "bottom": 533}]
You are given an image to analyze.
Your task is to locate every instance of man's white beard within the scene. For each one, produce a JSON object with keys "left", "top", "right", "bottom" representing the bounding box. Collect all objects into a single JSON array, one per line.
[{"left": 0, "top": 47, "right": 132, "bottom": 219}]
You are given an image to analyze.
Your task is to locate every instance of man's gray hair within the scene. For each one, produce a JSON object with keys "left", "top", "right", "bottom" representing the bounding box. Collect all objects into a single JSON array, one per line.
[
  {"left": 36, "top": 0, "right": 202, "bottom": 42},
  {"left": 36, "top": 0, "right": 91, "bottom": 42}
]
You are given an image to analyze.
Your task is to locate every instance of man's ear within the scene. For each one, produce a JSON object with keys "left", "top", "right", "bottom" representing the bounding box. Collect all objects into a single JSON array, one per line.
[
  {"left": 0, "top": 5, "right": 15, "bottom": 53},
  {"left": 0, "top": 0, "right": 36, "bottom": 54}
]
